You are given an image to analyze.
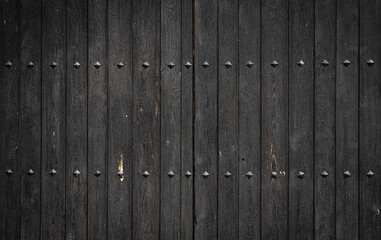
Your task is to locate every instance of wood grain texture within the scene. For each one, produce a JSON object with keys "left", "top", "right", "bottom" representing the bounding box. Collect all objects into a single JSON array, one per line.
[
  {"left": 180, "top": 0, "right": 194, "bottom": 239},
  {"left": 288, "top": 0, "right": 314, "bottom": 239},
  {"left": 41, "top": 0, "right": 66, "bottom": 238},
  {"left": 1, "top": 1, "right": 381, "bottom": 239},
  {"left": 261, "top": 0, "right": 289, "bottom": 239},
  {"left": 107, "top": 0, "right": 133, "bottom": 239},
  {"left": 238, "top": 1, "right": 261, "bottom": 239},
  {"left": 87, "top": 0, "right": 108, "bottom": 239},
  {"left": 194, "top": 0, "right": 218, "bottom": 239},
  {"left": 0, "top": 0, "right": 20, "bottom": 239},
  {"left": 314, "top": 0, "right": 336, "bottom": 239},
  {"left": 160, "top": 0, "right": 182, "bottom": 239},
  {"left": 218, "top": 0, "right": 239, "bottom": 239},
  {"left": 66, "top": 0, "right": 87, "bottom": 239},
  {"left": 359, "top": 0, "right": 381, "bottom": 239},
  {"left": 336, "top": 0, "right": 359, "bottom": 239},
  {"left": 20, "top": 0, "right": 41, "bottom": 239},
  {"left": 132, "top": 0, "right": 161, "bottom": 239}
]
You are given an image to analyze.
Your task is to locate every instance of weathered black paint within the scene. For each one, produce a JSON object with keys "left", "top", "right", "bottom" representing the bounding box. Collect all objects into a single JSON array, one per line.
[{"left": 1, "top": 0, "right": 380, "bottom": 239}]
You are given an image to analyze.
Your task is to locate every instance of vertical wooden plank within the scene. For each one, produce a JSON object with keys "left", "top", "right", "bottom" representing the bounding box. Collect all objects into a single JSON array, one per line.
[
  {"left": 87, "top": 0, "right": 108, "bottom": 238},
  {"left": 194, "top": 0, "right": 218, "bottom": 239},
  {"left": 314, "top": 0, "right": 336, "bottom": 239},
  {"left": 160, "top": 0, "right": 182, "bottom": 239},
  {"left": 336, "top": 0, "right": 359, "bottom": 239},
  {"left": 107, "top": 0, "right": 133, "bottom": 239},
  {"left": 19, "top": 0, "right": 41, "bottom": 239},
  {"left": 132, "top": 0, "right": 161, "bottom": 239},
  {"left": 66, "top": 0, "right": 87, "bottom": 239},
  {"left": 238, "top": 0, "right": 261, "bottom": 239},
  {"left": 288, "top": 0, "right": 314, "bottom": 239},
  {"left": 218, "top": 0, "right": 238, "bottom": 239},
  {"left": 261, "top": 0, "right": 288, "bottom": 238},
  {"left": 41, "top": 0, "right": 66, "bottom": 238},
  {"left": 359, "top": 0, "right": 381, "bottom": 239},
  {"left": 0, "top": 0, "right": 20, "bottom": 238},
  {"left": 180, "top": 0, "right": 194, "bottom": 239}
]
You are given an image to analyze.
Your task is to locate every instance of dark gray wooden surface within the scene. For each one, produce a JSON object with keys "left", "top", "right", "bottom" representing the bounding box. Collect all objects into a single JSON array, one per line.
[
  {"left": 41, "top": 0, "right": 66, "bottom": 238},
  {"left": 0, "top": 0, "right": 380, "bottom": 239},
  {"left": 261, "top": 0, "right": 289, "bottom": 238},
  {"left": 194, "top": 0, "right": 218, "bottom": 239},
  {"left": 20, "top": 0, "right": 41, "bottom": 238},
  {"left": 66, "top": 0, "right": 88, "bottom": 239},
  {"left": 288, "top": 0, "right": 314, "bottom": 239},
  {"left": 87, "top": 0, "right": 108, "bottom": 239}
]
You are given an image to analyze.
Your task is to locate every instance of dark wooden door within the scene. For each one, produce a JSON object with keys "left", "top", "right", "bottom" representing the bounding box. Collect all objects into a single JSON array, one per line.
[{"left": 1, "top": 0, "right": 380, "bottom": 239}]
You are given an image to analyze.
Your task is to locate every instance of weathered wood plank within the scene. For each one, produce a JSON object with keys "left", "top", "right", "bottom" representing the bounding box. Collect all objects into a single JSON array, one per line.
[
  {"left": 66, "top": 0, "right": 87, "bottom": 239},
  {"left": 194, "top": 0, "right": 218, "bottom": 239},
  {"left": 41, "top": 0, "right": 66, "bottom": 238},
  {"left": 132, "top": 0, "right": 161, "bottom": 239},
  {"left": 288, "top": 0, "right": 314, "bottom": 239},
  {"left": 238, "top": 1, "right": 261, "bottom": 239},
  {"left": 336, "top": 0, "right": 359, "bottom": 239},
  {"left": 314, "top": 0, "right": 336, "bottom": 239},
  {"left": 160, "top": 0, "right": 182, "bottom": 239},
  {"left": 0, "top": 0, "right": 20, "bottom": 238},
  {"left": 107, "top": 0, "right": 133, "bottom": 239},
  {"left": 20, "top": 0, "right": 41, "bottom": 239},
  {"left": 218, "top": 0, "right": 239, "bottom": 239},
  {"left": 87, "top": 0, "right": 108, "bottom": 238},
  {"left": 359, "top": 0, "right": 381, "bottom": 239},
  {"left": 261, "top": 0, "right": 289, "bottom": 238},
  {"left": 180, "top": 0, "right": 194, "bottom": 239}
]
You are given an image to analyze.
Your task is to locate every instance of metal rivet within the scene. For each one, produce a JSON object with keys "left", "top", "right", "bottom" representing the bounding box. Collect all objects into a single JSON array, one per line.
[
  {"left": 271, "top": 60, "right": 278, "bottom": 68},
  {"left": 74, "top": 62, "right": 81, "bottom": 69},
  {"left": 143, "top": 170, "right": 150, "bottom": 178},
  {"left": 366, "top": 170, "right": 374, "bottom": 178},
  {"left": 246, "top": 61, "right": 254, "bottom": 68},
  {"left": 73, "top": 170, "right": 81, "bottom": 177},
  {"left": 167, "top": 170, "right": 175, "bottom": 177},
  {"left": 344, "top": 170, "right": 351, "bottom": 178},
  {"left": 117, "top": 62, "right": 124, "bottom": 69},
  {"left": 184, "top": 62, "right": 192, "bottom": 68},
  {"left": 167, "top": 62, "right": 175, "bottom": 69},
  {"left": 27, "top": 61, "right": 34, "bottom": 68},
  {"left": 224, "top": 61, "right": 232, "bottom": 68},
  {"left": 185, "top": 171, "right": 192, "bottom": 177},
  {"left": 26, "top": 169, "right": 34, "bottom": 176},
  {"left": 321, "top": 171, "right": 329, "bottom": 177},
  {"left": 366, "top": 59, "right": 374, "bottom": 66},
  {"left": 49, "top": 169, "right": 57, "bottom": 176},
  {"left": 117, "top": 170, "right": 124, "bottom": 178},
  {"left": 6, "top": 169, "right": 13, "bottom": 176},
  {"left": 297, "top": 171, "right": 305, "bottom": 178},
  {"left": 202, "top": 171, "right": 209, "bottom": 178},
  {"left": 321, "top": 59, "right": 329, "bottom": 67},
  {"left": 202, "top": 61, "right": 210, "bottom": 68},
  {"left": 5, "top": 61, "right": 12, "bottom": 68},
  {"left": 50, "top": 61, "right": 57, "bottom": 69},
  {"left": 142, "top": 61, "right": 150, "bottom": 68},
  {"left": 94, "top": 61, "right": 101, "bottom": 69},
  {"left": 297, "top": 60, "right": 305, "bottom": 67},
  {"left": 246, "top": 171, "right": 254, "bottom": 178},
  {"left": 343, "top": 59, "right": 351, "bottom": 67},
  {"left": 224, "top": 171, "right": 232, "bottom": 178},
  {"left": 94, "top": 170, "right": 101, "bottom": 177},
  {"left": 271, "top": 171, "right": 277, "bottom": 178}
]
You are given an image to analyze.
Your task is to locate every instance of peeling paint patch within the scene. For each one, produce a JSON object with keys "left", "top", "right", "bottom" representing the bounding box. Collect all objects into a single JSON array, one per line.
[{"left": 118, "top": 153, "right": 124, "bottom": 183}]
